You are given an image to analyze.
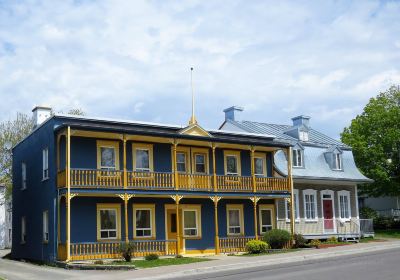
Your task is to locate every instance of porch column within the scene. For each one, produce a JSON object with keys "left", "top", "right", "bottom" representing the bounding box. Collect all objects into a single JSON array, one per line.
[
  {"left": 250, "top": 147, "right": 256, "bottom": 193},
  {"left": 210, "top": 196, "right": 221, "bottom": 254},
  {"left": 173, "top": 142, "right": 179, "bottom": 190},
  {"left": 123, "top": 135, "right": 127, "bottom": 189},
  {"left": 124, "top": 195, "right": 129, "bottom": 242},
  {"left": 251, "top": 196, "right": 260, "bottom": 240},
  {"left": 66, "top": 126, "right": 71, "bottom": 261},
  {"left": 287, "top": 147, "right": 295, "bottom": 237},
  {"left": 172, "top": 195, "right": 183, "bottom": 255},
  {"left": 212, "top": 144, "right": 217, "bottom": 192}
]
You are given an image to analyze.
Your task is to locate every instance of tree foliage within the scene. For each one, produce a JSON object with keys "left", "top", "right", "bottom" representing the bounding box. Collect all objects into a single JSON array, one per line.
[{"left": 341, "top": 85, "right": 400, "bottom": 197}]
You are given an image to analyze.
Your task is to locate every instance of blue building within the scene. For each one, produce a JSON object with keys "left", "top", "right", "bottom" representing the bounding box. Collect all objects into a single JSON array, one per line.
[
  {"left": 12, "top": 106, "right": 295, "bottom": 262},
  {"left": 220, "top": 106, "right": 372, "bottom": 239}
]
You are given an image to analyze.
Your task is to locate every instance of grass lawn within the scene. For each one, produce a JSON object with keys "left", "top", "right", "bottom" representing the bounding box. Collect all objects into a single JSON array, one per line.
[
  {"left": 375, "top": 229, "right": 400, "bottom": 239},
  {"left": 112, "top": 257, "right": 212, "bottom": 268}
]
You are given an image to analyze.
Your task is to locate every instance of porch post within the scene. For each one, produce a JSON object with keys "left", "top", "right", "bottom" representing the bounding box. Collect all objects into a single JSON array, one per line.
[
  {"left": 66, "top": 126, "right": 71, "bottom": 261},
  {"left": 173, "top": 142, "right": 179, "bottom": 190},
  {"left": 210, "top": 196, "right": 221, "bottom": 254},
  {"left": 212, "top": 144, "right": 217, "bottom": 192},
  {"left": 287, "top": 147, "right": 295, "bottom": 237},
  {"left": 123, "top": 135, "right": 127, "bottom": 189},
  {"left": 173, "top": 195, "right": 183, "bottom": 255},
  {"left": 250, "top": 147, "right": 256, "bottom": 193},
  {"left": 124, "top": 195, "right": 129, "bottom": 243},
  {"left": 251, "top": 196, "right": 260, "bottom": 240}
]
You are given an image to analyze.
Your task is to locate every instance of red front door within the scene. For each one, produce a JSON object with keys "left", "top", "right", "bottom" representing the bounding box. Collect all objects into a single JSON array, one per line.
[{"left": 323, "top": 200, "right": 334, "bottom": 231}]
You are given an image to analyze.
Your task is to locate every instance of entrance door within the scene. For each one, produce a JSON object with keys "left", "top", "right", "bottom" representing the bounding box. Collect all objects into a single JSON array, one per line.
[
  {"left": 323, "top": 199, "right": 334, "bottom": 232},
  {"left": 166, "top": 209, "right": 183, "bottom": 252}
]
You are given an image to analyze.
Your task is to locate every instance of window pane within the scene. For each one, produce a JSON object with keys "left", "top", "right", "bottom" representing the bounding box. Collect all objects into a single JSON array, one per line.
[
  {"left": 136, "top": 210, "right": 151, "bottom": 229},
  {"left": 101, "top": 147, "right": 115, "bottom": 168},
  {"left": 136, "top": 149, "right": 149, "bottom": 169},
  {"left": 254, "top": 158, "right": 263, "bottom": 175},
  {"left": 184, "top": 211, "right": 196, "bottom": 228},
  {"left": 100, "top": 210, "right": 117, "bottom": 230},
  {"left": 226, "top": 156, "right": 238, "bottom": 174},
  {"left": 195, "top": 154, "right": 206, "bottom": 173},
  {"left": 261, "top": 209, "right": 271, "bottom": 226},
  {"left": 177, "top": 153, "right": 186, "bottom": 172},
  {"left": 229, "top": 210, "right": 240, "bottom": 227}
]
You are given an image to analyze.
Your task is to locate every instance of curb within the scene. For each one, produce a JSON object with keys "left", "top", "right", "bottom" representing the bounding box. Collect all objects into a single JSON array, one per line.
[{"left": 136, "top": 242, "right": 400, "bottom": 280}]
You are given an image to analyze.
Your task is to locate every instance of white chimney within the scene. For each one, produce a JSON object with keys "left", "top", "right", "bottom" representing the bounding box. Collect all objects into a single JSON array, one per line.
[
  {"left": 32, "top": 106, "right": 52, "bottom": 128},
  {"left": 291, "top": 115, "right": 311, "bottom": 128},
  {"left": 223, "top": 106, "right": 244, "bottom": 122}
]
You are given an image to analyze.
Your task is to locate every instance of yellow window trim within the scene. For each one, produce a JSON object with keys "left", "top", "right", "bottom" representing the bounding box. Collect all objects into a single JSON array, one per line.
[
  {"left": 226, "top": 204, "right": 244, "bottom": 236},
  {"left": 132, "top": 143, "right": 154, "bottom": 172},
  {"left": 96, "top": 140, "right": 120, "bottom": 170},
  {"left": 191, "top": 147, "right": 209, "bottom": 175},
  {"left": 132, "top": 204, "right": 156, "bottom": 239},
  {"left": 96, "top": 203, "right": 121, "bottom": 241},
  {"left": 175, "top": 146, "right": 191, "bottom": 173},
  {"left": 224, "top": 150, "right": 241, "bottom": 176},
  {"left": 254, "top": 152, "right": 267, "bottom": 176},
  {"left": 164, "top": 204, "right": 202, "bottom": 239},
  {"left": 258, "top": 204, "right": 276, "bottom": 235}
]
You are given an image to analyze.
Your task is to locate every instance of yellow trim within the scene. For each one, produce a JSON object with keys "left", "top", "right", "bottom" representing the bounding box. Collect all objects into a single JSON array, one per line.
[
  {"left": 258, "top": 204, "right": 276, "bottom": 235},
  {"left": 226, "top": 204, "right": 244, "bottom": 236},
  {"left": 191, "top": 147, "right": 209, "bottom": 174},
  {"left": 96, "top": 203, "right": 122, "bottom": 241},
  {"left": 96, "top": 140, "right": 120, "bottom": 170},
  {"left": 132, "top": 143, "right": 154, "bottom": 172},
  {"left": 185, "top": 249, "right": 215, "bottom": 255},
  {"left": 254, "top": 152, "right": 267, "bottom": 176},
  {"left": 224, "top": 150, "right": 242, "bottom": 176},
  {"left": 182, "top": 205, "right": 202, "bottom": 239},
  {"left": 132, "top": 204, "right": 156, "bottom": 239},
  {"left": 179, "top": 124, "right": 212, "bottom": 137}
]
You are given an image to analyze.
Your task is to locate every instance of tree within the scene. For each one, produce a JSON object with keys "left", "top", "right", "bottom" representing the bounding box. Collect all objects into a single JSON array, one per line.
[{"left": 341, "top": 85, "right": 400, "bottom": 197}]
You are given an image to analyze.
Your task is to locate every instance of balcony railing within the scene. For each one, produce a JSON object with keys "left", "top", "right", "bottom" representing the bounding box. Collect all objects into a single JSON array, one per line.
[
  {"left": 58, "top": 168, "right": 290, "bottom": 193},
  {"left": 219, "top": 236, "right": 255, "bottom": 253}
]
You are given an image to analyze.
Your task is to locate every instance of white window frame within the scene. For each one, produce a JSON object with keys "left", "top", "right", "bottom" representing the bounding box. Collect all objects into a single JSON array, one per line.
[
  {"left": 193, "top": 153, "right": 207, "bottom": 174},
  {"left": 338, "top": 190, "right": 351, "bottom": 221},
  {"left": 292, "top": 149, "right": 303, "bottom": 168},
  {"left": 183, "top": 209, "right": 200, "bottom": 237},
  {"left": 42, "top": 148, "right": 49, "bottom": 180},
  {"left": 96, "top": 204, "right": 121, "bottom": 241},
  {"left": 285, "top": 189, "right": 300, "bottom": 222},
  {"left": 303, "top": 189, "right": 318, "bottom": 222},
  {"left": 333, "top": 153, "right": 342, "bottom": 170},
  {"left": 21, "top": 216, "right": 26, "bottom": 244},
  {"left": 133, "top": 204, "right": 156, "bottom": 239},
  {"left": 43, "top": 210, "right": 49, "bottom": 243},
  {"left": 21, "top": 162, "right": 27, "bottom": 190},
  {"left": 259, "top": 205, "right": 275, "bottom": 234},
  {"left": 133, "top": 143, "right": 154, "bottom": 173},
  {"left": 226, "top": 204, "right": 244, "bottom": 236},
  {"left": 299, "top": 131, "right": 309, "bottom": 141},
  {"left": 253, "top": 152, "right": 267, "bottom": 177},
  {"left": 176, "top": 152, "right": 188, "bottom": 173}
]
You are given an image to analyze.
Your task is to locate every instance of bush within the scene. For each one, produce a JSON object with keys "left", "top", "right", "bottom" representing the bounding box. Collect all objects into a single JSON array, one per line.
[
  {"left": 293, "top": 234, "right": 307, "bottom": 248},
  {"left": 245, "top": 240, "right": 269, "bottom": 254},
  {"left": 263, "top": 229, "right": 291, "bottom": 249},
  {"left": 145, "top": 253, "right": 159, "bottom": 261},
  {"left": 94, "top": 260, "right": 104, "bottom": 265},
  {"left": 327, "top": 236, "right": 338, "bottom": 243},
  {"left": 175, "top": 254, "right": 184, "bottom": 258},
  {"left": 118, "top": 242, "right": 136, "bottom": 262},
  {"left": 359, "top": 207, "right": 379, "bottom": 220},
  {"left": 374, "top": 216, "right": 394, "bottom": 230},
  {"left": 310, "top": 239, "right": 321, "bottom": 248}
]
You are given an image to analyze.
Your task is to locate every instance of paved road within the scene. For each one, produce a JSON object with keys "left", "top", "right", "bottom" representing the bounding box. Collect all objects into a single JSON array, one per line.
[{"left": 173, "top": 248, "right": 400, "bottom": 280}]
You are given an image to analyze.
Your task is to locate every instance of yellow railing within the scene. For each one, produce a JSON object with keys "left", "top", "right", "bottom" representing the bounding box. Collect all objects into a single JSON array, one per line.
[
  {"left": 216, "top": 175, "right": 253, "bottom": 192},
  {"left": 69, "top": 240, "right": 177, "bottom": 260},
  {"left": 178, "top": 173, "right": 212, "bottom": 191},
  {"left": 60, "top": 169, "right": 290, "bottom": 193},
  {"left": 219, "top": 236, "right": 255, "bottom": 253}
]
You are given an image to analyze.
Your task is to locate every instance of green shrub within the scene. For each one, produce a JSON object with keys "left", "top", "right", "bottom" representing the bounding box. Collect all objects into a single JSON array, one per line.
[
  {"left": 262, "top": 229, "right": 291, "bottom": 249},
  {"left": 310, "top": 239, "right": 321, "bottom": 248},
  {"left": 175, "top": 254, "right": 184, "bottom": 258},
  {"left": 327, "top": 236, "right": 338, "bottom": 243},
  {"left": 145, "top": 253, "right": 159, "bottom": 261},
  {"left": 245, "top": 240, "right": 269, "bottom": 254},
  {"left": 293, "top": 234, "right": 307, "bottom": 248},
  {"left": 374, "top": 216, "right": 394, "bottom": 230},
  {"left": 94, "top": 260, "right": 104, "bottom": 265},
  {"left": 359, "top": 207, "right": 378, "bottom": 220},
  {"left": 118, "top": 242, "right": 136, "bottom": 262}
]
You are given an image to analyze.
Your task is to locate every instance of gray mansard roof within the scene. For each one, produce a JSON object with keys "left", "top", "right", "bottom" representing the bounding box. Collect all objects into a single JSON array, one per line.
[{"left": 220, "top": 119, "right": 372, "bottom": 183}]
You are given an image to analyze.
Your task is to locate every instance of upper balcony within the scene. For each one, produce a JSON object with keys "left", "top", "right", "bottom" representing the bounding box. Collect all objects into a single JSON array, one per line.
[{"left": 54, "top": 116, "right": 293, "bottom": 194}]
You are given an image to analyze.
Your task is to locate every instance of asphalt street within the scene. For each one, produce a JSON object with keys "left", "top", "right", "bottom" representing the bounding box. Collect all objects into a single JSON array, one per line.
[{"left": 174, "top": 248, "right": 400, "bottom": 280}]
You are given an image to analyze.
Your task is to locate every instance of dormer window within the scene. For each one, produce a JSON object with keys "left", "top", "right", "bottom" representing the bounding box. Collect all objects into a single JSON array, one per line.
[
  {"left": 333, "top": 153, "right": 342, "bottom": 170},
  {"left": 292, "top": 149, "right": 303, "bottom": 167},
  {"left": 324, "top": 146, "right": 343, "bottom": 171},
  {"left": 299, "top": 131, "right": 309, "bottom": 141}
]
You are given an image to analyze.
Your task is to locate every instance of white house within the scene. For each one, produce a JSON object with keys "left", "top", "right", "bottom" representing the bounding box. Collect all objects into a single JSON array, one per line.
[{"left": 0, "top": 185, "right": 12, "bottom": 249}]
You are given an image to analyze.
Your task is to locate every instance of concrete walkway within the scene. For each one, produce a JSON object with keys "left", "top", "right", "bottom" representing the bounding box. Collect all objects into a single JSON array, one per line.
[{"left": 1, "top": 240, "right": 400, "bottom": 280}]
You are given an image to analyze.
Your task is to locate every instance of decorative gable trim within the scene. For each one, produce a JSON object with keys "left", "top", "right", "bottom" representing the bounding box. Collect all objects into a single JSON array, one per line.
[{"left": 178, "top": 124, "right": 212, "bottom": 137}]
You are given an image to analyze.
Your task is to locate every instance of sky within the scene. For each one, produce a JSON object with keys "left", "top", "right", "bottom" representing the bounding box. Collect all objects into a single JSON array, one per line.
[{"left": 0, "top": 0, "right": 399, "bottom": 139}]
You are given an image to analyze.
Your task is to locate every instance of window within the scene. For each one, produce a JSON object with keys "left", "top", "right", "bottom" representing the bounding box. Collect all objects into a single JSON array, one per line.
[
  {"left": 176, "top": 152, "right": 187, "bottom": 173},
  {"left": 224, "top": 151, "right": 241, "bottom": 176},
  {"left": 259, "top": 205, "right": 275, "bottom": 234},
  {"left": 21, "top": 216, "right": 26, "bottom": 243},
  {"left": 303, "top": 189, "right": 317, "bottom": 221},
  {"left": 253, "top": 153, "right": 266, "bottom": 176},
  {"left": 285, "top": 189, "right": 300, "bottom": 221},
  {"left": 338, "top": 190, "right": 351, "bottom": 220},
  {"left": 299, "top": 131, "right": 309, "bottom": 141},
  {"left": 292, "top": 149, "right": 303, "bottom": 167},
  {"left": 183, "top": 210, "right": 198, "bottom": 236},
  {"left": 42, "top": 148, "right": 49, "bottom": 180},
  {"left": 194, "top": 154, "right": 206, "bottom": 174},
  {"left": 133, "top": 143, "right": 153, "bottom": 173},
  {"left": 133, "top": 204, "right": 155, "bottom": 238},
  {"left": 96, "top": 204, "right": 121, "bottom": 240},
  {"left": 43, "top": 211, "right": 49, "bottom": 242},
  {"left": 227, "top": 204, "right": 244, "bottom": 235},
  {"left": 333, "top": 153, "right": 342, "bottom": 170},
  {"left": 97, "top": 141, "right": 120, "bottom": 171},
  {"left": 21, "top": 163, "right": 27, "bottom": 190}
]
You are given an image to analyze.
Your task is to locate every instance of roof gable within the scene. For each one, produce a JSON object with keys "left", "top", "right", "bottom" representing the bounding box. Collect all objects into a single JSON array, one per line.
[{"left": 178, "top": 124, "right": 212, "bottom": 137}]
